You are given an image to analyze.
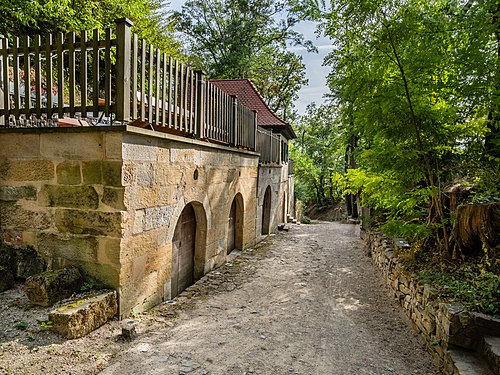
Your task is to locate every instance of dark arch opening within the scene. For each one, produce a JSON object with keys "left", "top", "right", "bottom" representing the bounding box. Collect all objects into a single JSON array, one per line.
[
  {"left": 262, "top": 186, "right": 272, "bottom": 235},
  {"left": 227, "top": 193, "right": 244, "bottom": 254}
]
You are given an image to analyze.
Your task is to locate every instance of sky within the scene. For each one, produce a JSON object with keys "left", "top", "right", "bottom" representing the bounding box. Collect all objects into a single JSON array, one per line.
[{"left": 167, "top": 1, "right": 332, "bottom": 116}]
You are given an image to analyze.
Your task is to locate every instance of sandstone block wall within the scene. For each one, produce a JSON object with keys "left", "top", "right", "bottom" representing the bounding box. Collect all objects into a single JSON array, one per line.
[
  {"left": 0, "top": 128, "right": 124, "bottom": 292},
  {"left": 256, "top": 164, "right": 290, "bottom": 237},
  {"left": 0, "top": 126, "right": 292, "bottom": 318},
  {"left": 116, "top": 128, "right": 260, "bottom": 316}
]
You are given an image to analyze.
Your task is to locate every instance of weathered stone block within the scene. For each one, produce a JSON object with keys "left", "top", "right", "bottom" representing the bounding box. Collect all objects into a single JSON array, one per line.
[
  {"left": 39, "top": 185, "right": 99, "bottom": 209},
  {"left": 14, "top": 247, "right": 46, "bottom": 279},
  {"left": 102, "top": 187, "right": 125, "bottom": 209},
  {"left": 0, "top": 266, "right": 14, "bottom": 292},
  {"left": 0, "top": 160, "right": 54, "bottom": 181},
  {"left": 37, "top": 233, "right": 98, "bottom": 263},
  {"left": 56, "top": 161, "right": 81, "bottom": 185},
  {"left": 0, "top": 243, "right": 13, "bottom": 269},
  {"left": 104, "top": 132, "right": 123, "bottom": 160},
  {"left": 0, "top": 133, "right": 40, "bottom": 159},
  {"left": 25, "top": 267, "right": 84, "bottom": 306},
  {"left": 135, "top": 163, "right": 154, "bottom": 187},
  {"left": 97, "top": 238, "right": 121, "bottom": 266},
  {"left": 40, "top": 132, "right": 104, "bottom": 160},
  {"left": 0, "top": 185, "right": 37, "bottom": 201},
  {"left": 102, "top": 161, "right": 123, "bottom": 187},
  {"left": 122, "top": 142, "right": 157, "bottom": 161},
  {"left": 121, "top": 320, "right": 137, "bottom": 340},
  {"left": 125, "top": 185, "right": 178, "bottom": 209},
  {"left": 55, "top": 209, "right": 122, "bottom": 237},
  {"left": 170, "top": 147, "right": 196, "bottom": 164},
  {"left": 0, "top": 201, "right": 51, "bottom": 230},
  {"left": 155, "top": 165, "right": 184, "bottom": 186},
  {"left": 82, "top": 161, "right": 102, "bottom": 185},
  {"left": 49, "top": 290, "right": 117, "bottom": 339},
  {"left": 143, "top": 206, "right": 173, "bottom": 231}
]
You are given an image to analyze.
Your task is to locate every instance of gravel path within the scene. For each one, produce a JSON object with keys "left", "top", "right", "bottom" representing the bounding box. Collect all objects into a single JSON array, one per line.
[{"left": 0, "top": 222, "right": 438, "bottom": 374}]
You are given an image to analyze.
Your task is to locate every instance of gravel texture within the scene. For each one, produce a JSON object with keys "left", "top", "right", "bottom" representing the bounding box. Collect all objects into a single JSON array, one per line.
[{"left": 0, "top": 222, "right": 438, "bottom": 374}]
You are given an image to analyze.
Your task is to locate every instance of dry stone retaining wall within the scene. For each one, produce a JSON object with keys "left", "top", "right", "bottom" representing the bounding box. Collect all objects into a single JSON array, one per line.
[{"left": 361, "top": 229, "right": 500, "bottom": 374}]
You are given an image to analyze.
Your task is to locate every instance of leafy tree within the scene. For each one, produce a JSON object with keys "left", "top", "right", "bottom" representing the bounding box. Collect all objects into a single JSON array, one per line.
[
  {"left": 0, "top": 0, "right": 183, "bottom": 57},
  {"left": 172, "top": 0, "right": 311, "bottom": 119},
  {"left": 291, "top": 103, "right": 345, "bottom": 206},
  {"left": 298, "top": 0, "right": 499, "bottom": 256}
]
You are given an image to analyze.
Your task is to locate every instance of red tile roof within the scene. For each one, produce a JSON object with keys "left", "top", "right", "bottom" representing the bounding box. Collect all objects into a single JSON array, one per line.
[{"left": 210, "top": 79, "right": 296, "bottom": 139}]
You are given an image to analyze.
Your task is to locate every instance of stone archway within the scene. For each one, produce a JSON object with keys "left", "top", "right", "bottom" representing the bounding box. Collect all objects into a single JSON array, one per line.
[
  {"left": 170, "top": 202, "right": 207, "bottom": 298},
  {"left": 171, "top": 204, "right": 196, "bottom": 298},
  {"left": 262, "top": 186, "right": 272, "bottom": 235},
  {"left": 227, "top": 193, "right": 244, "bottom": 254}
]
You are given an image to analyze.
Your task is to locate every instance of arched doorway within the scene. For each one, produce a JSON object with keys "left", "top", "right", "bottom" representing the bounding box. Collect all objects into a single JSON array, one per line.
[
  {"left": 261, "top": 186, "right": 272, "bottom": 235},
  {"left": 171, "top": 204, "right": 196, "bottom": 298},
  {"left": 227, "top": 193, "right": 244, "bottom": 254}
]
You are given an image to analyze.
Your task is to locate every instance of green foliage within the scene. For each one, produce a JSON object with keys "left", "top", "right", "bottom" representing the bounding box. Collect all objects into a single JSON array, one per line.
[
  {"left": 301, "top": 215, "right": 312, "bottom": 224},
  {"left": 291, "top": 103, "right": 346, "bottom": 206},
  {"left": 417, "top": 266, "right": 500, "bottom": 317},
  {"left": 296, "top": 0, "right": 500, "bottom": 254},
  {"left": 380, "top": 221, "right": 431, "bottom": 242},
  {"left": 39, "top": 320, "right": 53, "bottom": 330},
  {"left": 173, "top": 0, "right": 310, "bottom": 119},
  {"left": 80, "top": 282, "right": 94, "bottom": 292},
  {"left": 15, "top": 321, "right": 29, "bottom": 330},
  {"left": 0, "top": 0, "right": 183, "bottom": 58}
]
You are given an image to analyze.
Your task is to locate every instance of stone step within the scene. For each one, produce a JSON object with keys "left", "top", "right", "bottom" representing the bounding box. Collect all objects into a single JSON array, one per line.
[
  {"left": 481, "top": 336, "right": 500, "bottom": 375},
  {"left": 49, "top": 290, "right": 117, "bottom": 339},
  {"left": 447, "top": 348, "right": 494, "bottom": 375},
  {"left": 277, "top": 224, "right": 290, "bottom": 232}
]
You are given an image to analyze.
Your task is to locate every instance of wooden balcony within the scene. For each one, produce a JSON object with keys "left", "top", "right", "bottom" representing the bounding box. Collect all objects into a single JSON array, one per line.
[{"left": 0, "top": 19, "right": 258, "bottom": 151}]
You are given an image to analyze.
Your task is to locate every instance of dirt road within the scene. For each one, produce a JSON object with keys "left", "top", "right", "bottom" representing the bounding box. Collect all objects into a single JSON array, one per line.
[{"left": 0, "top": 222, "right": 437, "bottom": 374}]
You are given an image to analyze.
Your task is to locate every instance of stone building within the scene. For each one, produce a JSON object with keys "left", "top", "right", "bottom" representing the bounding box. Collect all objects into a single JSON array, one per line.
[{"left": 0, "top": 21, "right": 295, "bottom": 316}]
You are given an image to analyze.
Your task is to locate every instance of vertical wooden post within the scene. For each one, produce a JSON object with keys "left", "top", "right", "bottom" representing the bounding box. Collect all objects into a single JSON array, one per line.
[
  {"left": 92, "top": 29, "right": 99, "bottom": 118},
  {"left": 196, "top": 70, "right": 206, "bottom": 139},
  {"left": 0, "top": 37, "right": 4, "bottom": 126},
  {"left": 104, "top": 28, "right": 112, "bottom": 117},
  {"left": 253, "top": 110, "right": 258, "bottom": 151},
  {"left": 131, "top": 34, "right": 138, "bottom": 120},
  {"left": 13, "top": 37, "right": 20, "bottom": 118},
  {"left": 115, "top": 18, "right": 133, "bottom": 124},
  {"left": 161, "top": 53, "right": 167, "bottom": 126},
  {"left": 79, "top": 31, "right": 87, "bottom": 118},
  {"left": 140, "top": 39, "right": 146, "bottom": 121},
  {"left": 23, "top": 35, "right": 31, "bottom": 118},
  {"left": 148, "top": 43, "right": 153, "bottom": 123},
  {"left": 68, "top": 32, "right": 76, "bottom": 117},
  {"left": 231, "top": 95, "right": 238, "bottom": 146},
  {"left": 57, "top": 32, "right": 64, "bottom": 118},
  {"left": 34, "top": 35, "right": 41, "bottom": 118}
]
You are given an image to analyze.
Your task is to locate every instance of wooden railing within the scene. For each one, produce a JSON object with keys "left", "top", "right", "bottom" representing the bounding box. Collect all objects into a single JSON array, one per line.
[
  {"left": 256, "top": 127, "right": 281, "bottom": 164},
  {"left": 0, "top": 19, "right": 256, "bottom": 150}
]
